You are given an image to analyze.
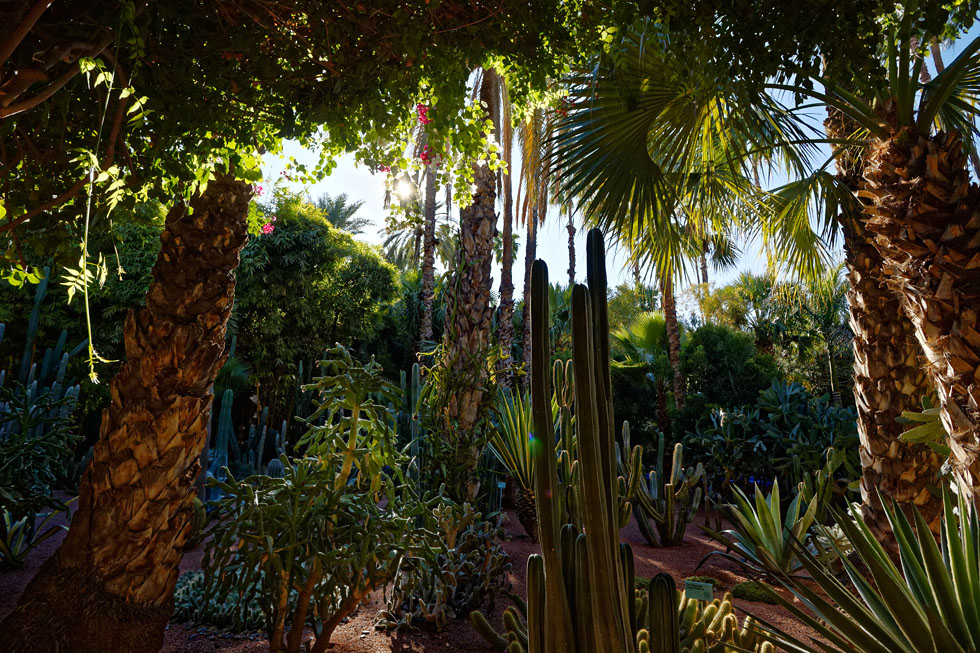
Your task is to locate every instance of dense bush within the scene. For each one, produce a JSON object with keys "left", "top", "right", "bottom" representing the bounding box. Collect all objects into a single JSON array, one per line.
[
  {"left": 683, "top": 380, "right": 859, "bottom": 496},
  {"left": 202, "top": 348, "right": 424, "bottom": 653},
  {"left": 235, "top": 187, "right": 397, "bottom": 422},
  {"left": 680, "top": 323, "right": 780, "bottom": 410}
]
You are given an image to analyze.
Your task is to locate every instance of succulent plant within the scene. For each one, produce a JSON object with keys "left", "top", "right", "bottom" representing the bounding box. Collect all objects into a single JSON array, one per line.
[
  {"left": 469, "top": 231, "right": 776, "bottom": 653},
  {"left": 378, "top": 502, "right": 511, "bottom": 631},
  {"left": 620, "top": 428, "right": 704, "bottom": 547}
]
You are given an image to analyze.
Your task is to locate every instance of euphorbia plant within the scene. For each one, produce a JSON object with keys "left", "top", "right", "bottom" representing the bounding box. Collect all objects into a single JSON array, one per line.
[{"left": 203, "top": 347, "right": 421, "bottom": 653}]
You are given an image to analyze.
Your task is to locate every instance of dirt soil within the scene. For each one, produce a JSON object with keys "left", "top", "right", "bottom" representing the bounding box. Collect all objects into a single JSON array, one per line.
[{"left": 1, "top": 502, "right": 821, "bottom": 652}]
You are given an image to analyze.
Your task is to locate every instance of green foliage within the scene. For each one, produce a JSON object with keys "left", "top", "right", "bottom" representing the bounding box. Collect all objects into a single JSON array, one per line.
[
  {"left": 203, "top": 458, "right": 416, "bottom": 652},
  {"left": 683, "top": 381, "right": 859, "bottom": 496},
  {"left": 757, "top": 488, "right": 980, "bottom": 653},
  {"left": 607, "top": 283, "right": 658, "bottom": 332},
  {"left": 0, "top": 278, "right": 82, "bottom": 567},
  {"left": 680, "top": 323, "right": 779, "bottom": 412},
  {"left": 236, "top": 189, "right": 397, "bottom": 421},
  {"left": 203, "top": 347, "right": 420, "bottom": 652},
  {"left": 379, "top": 501, "right": 511, "bottom": 631},
  {"left": 731, "top": 581, "right": 779, "bottom": 605},
  {"left": 172, "top": 570, "right": 266, "bottom": 633},
  {"left": 700, "top": 481, "right": 818, "bottom": 577}
]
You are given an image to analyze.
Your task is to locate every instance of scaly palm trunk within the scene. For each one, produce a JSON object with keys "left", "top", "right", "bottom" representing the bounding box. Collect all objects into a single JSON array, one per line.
[
  {"left": 566, "top": 210, "right": 575, "bottom": 285},
  {"left": 825, "top": 105, "right": 943, "bottom": 540},
  {"left": 420, "top": 163, "right": 438, "bottom": 345},
  {"left": 498, "top": 133, "right": 516, "bottom": 389},
  {"left": 440, "top": 72, "right": 498, "bottom": 501},
  {"left": 0, "top": 174, "right": 251, "bottom": 652},
  {"left": 660, "top": 274, "right": 685, "bottom": 411},
  {"left": 521, "top": 211, "right": 538, "bottom": 391},
  {"left": 862, "top": 125, "right": 980, "bottom": 497}
]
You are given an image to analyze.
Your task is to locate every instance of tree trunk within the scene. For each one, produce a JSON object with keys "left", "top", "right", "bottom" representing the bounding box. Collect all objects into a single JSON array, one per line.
[
  {"left": 420, "top": 163, "right": 438, "bottom": 345},
  {"left": 0, "top": 173, "right": 251, "bottom": 652},
  {"left": 862, "top": 126, "right": 980, "bottom": 496},
  {"left": 440, "top": 72, "right": 498, "bottom": 501},
  {"left": 498, "top": 145, "right": 516, "bottom": 389},
  {"left": 566, "top": 210, "right": 575, "bottom": 285},
  {"left": 660, "top": 274, "right": 685, "bottom": 411},
  {"left": 521, "top": 211, "right": 537, "bottom": 391},
  {"left": 825, "top": 104, "right": 944, "bottom": 541},
  {"left": 845, "top": 229, "right": 944, "bottom": 538}
]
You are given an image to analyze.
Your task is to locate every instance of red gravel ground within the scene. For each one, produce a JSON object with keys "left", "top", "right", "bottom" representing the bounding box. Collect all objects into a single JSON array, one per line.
[{"left": 1, "top": 502, "right": 822, "bottom": 652}]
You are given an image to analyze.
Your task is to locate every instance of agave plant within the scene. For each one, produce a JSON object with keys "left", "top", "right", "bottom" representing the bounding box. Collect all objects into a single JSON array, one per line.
[
  {"left": 700, "top": 480, "right": 818, "bottom": 577},
  {"left": 487, "top": 389, "right": 538, "bottom": 540},
  {"left": 757, "top": 488, "right": 980, "bottom": 653}
]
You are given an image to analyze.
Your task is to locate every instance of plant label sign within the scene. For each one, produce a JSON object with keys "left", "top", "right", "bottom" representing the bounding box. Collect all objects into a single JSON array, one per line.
[{"left": 684, "top": 580, "right": 713, "bottom": 601}]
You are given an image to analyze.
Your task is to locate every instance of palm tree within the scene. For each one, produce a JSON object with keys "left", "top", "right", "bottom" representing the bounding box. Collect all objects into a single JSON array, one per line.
[
  {"left": 517, "top": 105, "right": 553, "bottom": 390},
  {"left": 547, "top": 25, "right": 951, "bottom": 543},
  {"left": 0, "top": 174, "right": 252, "bottom": 649},
  {"left": 495, "top": 76, "right": 518, "bottom": 388},
  {"left": 611, "top": 312, "right": 679, "bottom": 432},
  {"left": 315, "top": 192, "right": 370, "bottom": 234},
  {"left": 437, "top": 68, "right": 501, "bottom": 501}
]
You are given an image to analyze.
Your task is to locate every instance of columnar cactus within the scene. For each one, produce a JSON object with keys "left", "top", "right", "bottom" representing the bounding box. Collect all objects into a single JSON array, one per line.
[
  {"left": 470, "top": 231, "right": 774, "bottom": 653},
  {"left": 621, "top": 428, "right": 704, "bottom": 547}
]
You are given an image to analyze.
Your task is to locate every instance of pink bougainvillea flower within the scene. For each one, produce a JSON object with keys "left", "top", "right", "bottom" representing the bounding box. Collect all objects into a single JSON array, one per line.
[
  {"left": 416, "top": 102, "right": 431, "bottom": 125},
  {"left": 261, "top": 222, "right": 275, "bottom": 234},
  {"left": 253, "top": 184, "right": 264, "bottom": 197},
  {"left": 378, "top": 164, "right": 391, "bottom": 173}
]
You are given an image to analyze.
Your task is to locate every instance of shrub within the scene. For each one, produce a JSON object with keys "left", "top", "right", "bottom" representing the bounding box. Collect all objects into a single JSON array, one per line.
[
  {"left": 379, "top": 501, "right": 511, "bottom": 631},
  {"left": 203, "top": 347, "right": 424, "bottom": 653},
  {"left": 680, "top": 323, "right": 779, "bottom": 409},
  {"left": 732, "top": 581, "right": 779, "bottom": 604},
  {"left": 683, "top": 380, "right": 859, "bottom": 495}
]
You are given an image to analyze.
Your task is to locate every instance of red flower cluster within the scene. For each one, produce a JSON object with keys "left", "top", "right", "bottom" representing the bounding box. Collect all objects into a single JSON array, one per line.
[
  {"left": 555, "top": 96, "right": 572, "bottom": 118},
  {"left": 416, "top": 103, "right": 431, "bottom": 125},
  {"left": 419, "top": 144, "right": 435, "bottom": 165},
  {"left": 261, "top": 215, "right": 277, "bottom": 235},
  {"left": 378, "top": 164, "right": 391, "bottom": 173}
]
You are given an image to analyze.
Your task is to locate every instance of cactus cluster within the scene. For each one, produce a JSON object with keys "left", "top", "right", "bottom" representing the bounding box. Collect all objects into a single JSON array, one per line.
[
  {"left": 206, "top": 390, "right": 288, "bottom": 497},
  {"left": 621, "top": 428, "right": 704, "bottom": 547},
  {"left": 0, "top": 268, "right": 83, "bottom": 567},
  {"left": 469, "top": 232, "right": 774, "bottom": 653}
]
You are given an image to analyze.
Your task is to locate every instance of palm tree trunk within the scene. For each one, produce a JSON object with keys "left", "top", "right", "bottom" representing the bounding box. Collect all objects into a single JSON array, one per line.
[
  {"left": 845, "top": 229, "right": 944, "bottom": 538},
  {"left": 498, "top": 141, "right": 516, "bottom": 389},
  {"left": 862, "top": 127, "right": 980, "bottom": 497},
  {"left": 0, "top": 174, "right": 251, "bottom": 652},
  {"left": 566, "top": 210, "right": 575, "bottom": 285},
  {"left": 826, "top": 103, "right": 944, "bottom": 541},
  {"left": 521, "top": 211, "right": 537, "bottom": 391},
  {"left": 660, "top": 274, "right": 685, "bottom": 411},
  {"left": 420, "top": 164, "right": 438, "bottom": 345},
  {"left": 440, "top": 71, "right": 498, "bottom": 501}
]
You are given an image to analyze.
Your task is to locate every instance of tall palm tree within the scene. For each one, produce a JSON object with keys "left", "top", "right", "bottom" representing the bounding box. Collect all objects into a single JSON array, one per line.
[
  {"left": 0, "top": 174, "right": 252, "bottom": 650},
  {"left": 762, "top": 12, "right": 980, "bottom": 500},
  {"left": 315, "top": 192, "right": 370, "bottom": 234},
  {"left": 517, "top": 105, "right": 553, "bottom": 390},
  {"left": 547, "top": 25, "right": 953, "bottom": 543},
  {"left": 437, "top": 68, "right": 501, "bottom": 501},
  {"left": 419, "top": 162, "right": 439, "bottom": 344},
  {"left": 495, "top": 77, "right": 517, "bottom": 388}
]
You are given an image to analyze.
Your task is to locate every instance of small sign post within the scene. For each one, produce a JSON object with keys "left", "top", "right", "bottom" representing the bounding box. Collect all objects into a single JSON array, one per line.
[{"left": 684, "top": 580, "right": 713, "bottom": 601}]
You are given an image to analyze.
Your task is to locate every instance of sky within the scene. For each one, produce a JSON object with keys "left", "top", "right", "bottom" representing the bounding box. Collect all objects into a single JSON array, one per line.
[{"left": 259, "top": 24, "right": 980, "bottom": 308}]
